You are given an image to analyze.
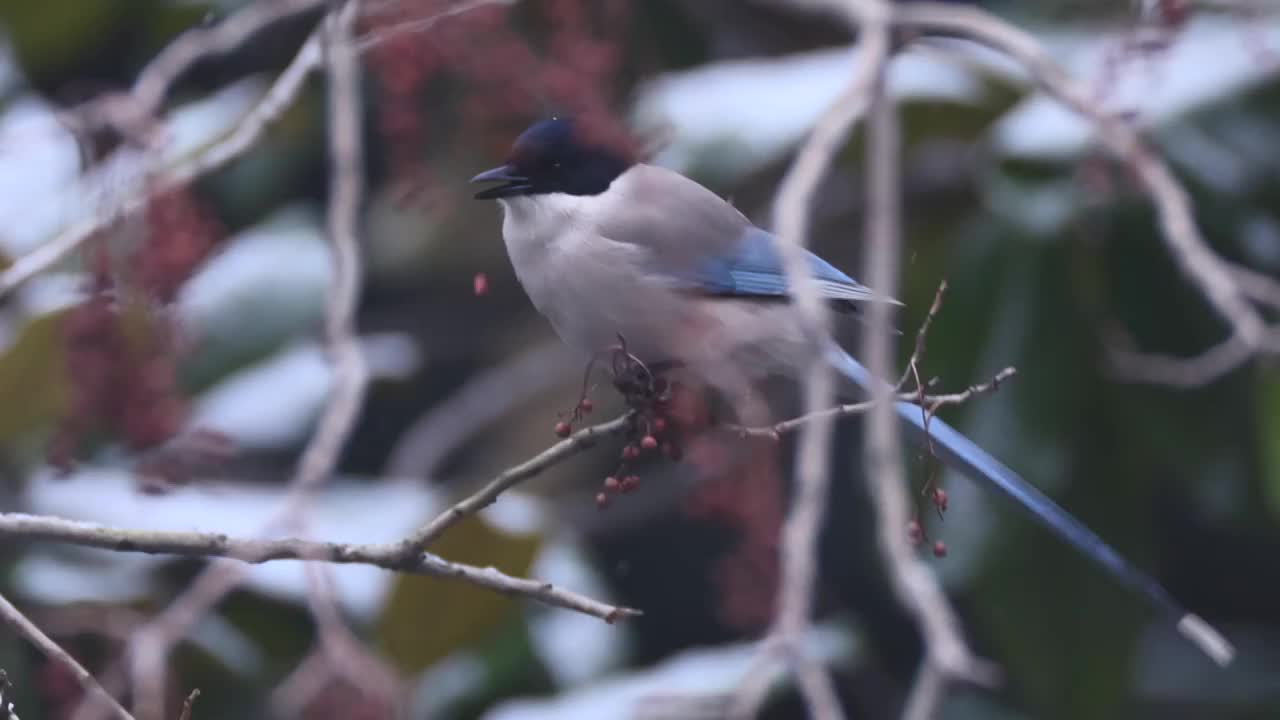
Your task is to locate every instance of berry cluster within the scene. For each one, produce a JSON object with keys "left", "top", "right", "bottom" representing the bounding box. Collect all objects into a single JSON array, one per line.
[
  {"left": 554, "top": 342, "right": 783, "bottom": 629},
  {"left": 907, "top": 486, "right": 950, "bottom": 558},
  {"left": 593, "top": 379, "right": 684, "bottom": 510},
  {"left": 550, "top": 344, "right": 691, "bottom": 510}
]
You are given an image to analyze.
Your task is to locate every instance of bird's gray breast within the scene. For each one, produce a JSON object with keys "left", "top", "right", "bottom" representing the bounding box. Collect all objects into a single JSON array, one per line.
[{"left": 498, "top": 195, "right": 682, "bottom": 363}]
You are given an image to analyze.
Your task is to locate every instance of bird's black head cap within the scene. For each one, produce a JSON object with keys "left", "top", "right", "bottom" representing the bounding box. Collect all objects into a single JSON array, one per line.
[{"left": 471, "top": 117, "right": 633, "bottom": 199}]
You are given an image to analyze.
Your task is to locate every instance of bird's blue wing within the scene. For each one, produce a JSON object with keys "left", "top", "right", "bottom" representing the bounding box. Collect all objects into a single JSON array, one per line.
[{"left": 677, "top": 227, "right": 885, "bottom": 305}]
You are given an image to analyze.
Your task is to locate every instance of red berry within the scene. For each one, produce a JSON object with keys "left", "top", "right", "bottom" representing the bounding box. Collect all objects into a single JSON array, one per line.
[
  {"left": 907, "top": 520, "right": 923, "bottom": 544},
  {"left": 622, "top": 445, "right": 639, "bottom": 461},
  {"left": 651, "top": 417, "right": 667, "bottom": 434},
  {"left": 620, "top": 475, "right": 640, "bottom": 493},
  {"left": 932, "top": 541, "right": 947, "bottom": 558},
  {"left": 640, "top": 435, "right": 658, "bottom": 450},
  {"left": 578, "top": 398, "right": 594, "bottom": 414},
  {"left": 604, "top": 476, "right": 620, "bottom": 492},
  {"left": 596, "top": 492, "right": 610, "bottom": 509},
  {"left": 554, "top": 421, "right": 572, "bottom": 438},
  {"left": 473, "top": 272, "right": 488, "bottom": 296},
  {"left": 933, "top": 488, "right": 948, "bottom": 512}
]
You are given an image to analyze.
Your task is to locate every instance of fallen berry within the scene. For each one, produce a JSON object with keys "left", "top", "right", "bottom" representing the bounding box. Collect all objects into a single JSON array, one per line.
[
  {"left": 933, "top": 488, "right": 949, "bottom": 512},
  {"left": 907, "top": 520, "right": 923, "bottom": 544}
]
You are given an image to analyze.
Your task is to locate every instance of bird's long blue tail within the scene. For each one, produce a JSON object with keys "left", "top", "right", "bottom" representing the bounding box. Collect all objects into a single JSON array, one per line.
[{"left": 826, "top": 345, "right": 1235, "bottom": 666}]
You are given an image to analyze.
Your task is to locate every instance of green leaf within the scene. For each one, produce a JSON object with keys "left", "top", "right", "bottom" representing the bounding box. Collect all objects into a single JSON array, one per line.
[
  {"left": 375, "top": 515, "right": 542, "bottom": 674},
  {"left": 0, "top": 310, "right": 69, "bottom": 442}
]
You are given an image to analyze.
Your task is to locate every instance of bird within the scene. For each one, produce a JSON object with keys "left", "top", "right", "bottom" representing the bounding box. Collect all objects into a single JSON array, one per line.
[{"left": 471, "top": 116, "right": 1233, "bottom": 665}]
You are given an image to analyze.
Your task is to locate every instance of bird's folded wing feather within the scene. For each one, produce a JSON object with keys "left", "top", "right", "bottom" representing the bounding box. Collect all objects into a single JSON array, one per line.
[{"left": 594, "top": 165, "right": 887, "bottom": 305}]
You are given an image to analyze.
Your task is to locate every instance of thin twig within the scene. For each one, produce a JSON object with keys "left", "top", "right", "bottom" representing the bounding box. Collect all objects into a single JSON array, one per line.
[
  {"left": 130, "top": 0, "right": 327, "bottom": 115},
  {"left": 176, "top": 689, "right": 200, "bottom": 720},
  {"left": 923, "top": 367, "right": 1017, "bottom": 410},
  {"left": 0, "top": 30, "right": 324, "bottom": 299},
  {"left": 396, "top": 413, "right": 633, "bottom": 557},
  {"left": 353, "top": 0, "right": 517, "bottom": 53},
  {"left": 0, "top": 512, "right": 640, "bottom": 622},
  {"left": 897, "top": 280, "right": 950, "bottom": 390},
  {"left": 731, "top": 367, "right": 1016, "bottom": 439},
  {"left": 0, "top": 591, "right": 134, "bottom": 720}
]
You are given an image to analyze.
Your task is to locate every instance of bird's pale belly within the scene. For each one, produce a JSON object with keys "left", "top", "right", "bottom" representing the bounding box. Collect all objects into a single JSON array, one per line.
[{"left": 532, "top": 275, "right": 686, "bottom": 365}]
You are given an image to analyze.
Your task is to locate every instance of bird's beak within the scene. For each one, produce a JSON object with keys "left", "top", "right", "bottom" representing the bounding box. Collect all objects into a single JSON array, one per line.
[{"left": 470, "top": 164, "right": 531, "bottom": 200}]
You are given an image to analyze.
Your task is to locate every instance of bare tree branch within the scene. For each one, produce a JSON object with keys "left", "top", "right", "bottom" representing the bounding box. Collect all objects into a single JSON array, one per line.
[
  {"left": 79, "top": 411, "right": 630, "bottom": 718},
  {"left": 0, "top": 28, "right": 324, "bottom": 299},
  {"left": 308, "top": 0, "right": 369, "bottom": 503},
  {"left": 1106, "top": 331, "right": 1267, "bottom": 389},
  {"left": 0, "top": 591, "right": 134, "bottom": 720},
  {"left": 901, "top": 660, "right": 944, "bottom": 720},
  {"left": 395, "top": 413, "right": 633, "bottom": 558},
  {"left": 296, "top": 13, "right": 397, "bottom": 667},
  {"left": 126, "top": 4, "right": 367, "bottom": 715},
  {"left": 894, "top": 2, "right": 1269, "bottom": 386},
  {"left": 120, "top": 565, "right": 244, "bottom": 720},
  {"left": 0, "top": 512, "right": 639, "bottom": 623},
  {"left": 860, "top": 8, "right": 994, "bottom": 715},
  {"left": 130, "top": 0, "right": 327, "bottom": 117},
  {"left": 731, "top": 1, "right": 896, "bottom": 717},
  {"left": 303, "top": 565, "right": 406, "bottom": 713},
  {"left": 0, "top": 0, "right": 522, "bottom": 301}
]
